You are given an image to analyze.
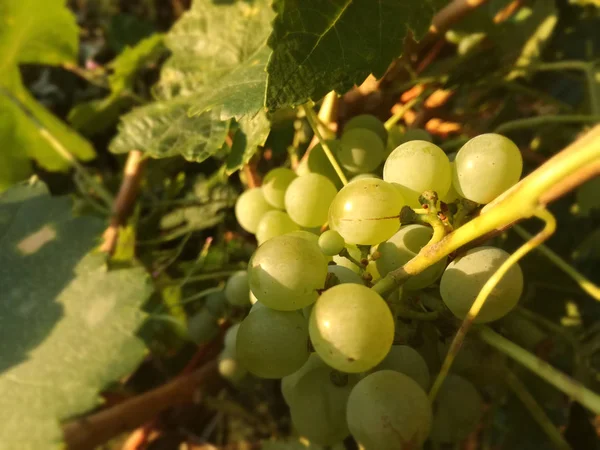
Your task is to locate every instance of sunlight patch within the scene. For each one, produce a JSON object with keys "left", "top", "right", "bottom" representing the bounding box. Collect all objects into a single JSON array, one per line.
[{"left": 17, "top": 225, "right": 57, "bottom": 255}]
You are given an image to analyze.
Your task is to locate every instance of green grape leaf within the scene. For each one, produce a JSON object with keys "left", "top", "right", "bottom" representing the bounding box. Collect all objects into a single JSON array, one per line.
[
  {"left": 0, "top": 0, "right": 95, "bottom": 191},
  {"left": 68, "top": 34, "right": 166, "bottom": 135},
  {"left": 265, "top": 0, "right": 446, "bottom": 110},
  {"left": 112, "top": 0, "right": 274, "bottom": 165},
  {"left": 110, "top": 99, "right": 230, "bottom": 162},
  {"left": 156, "top": 0, "right": 274, "bottom": 99},
  {"left": 189, "top": 46, "right": 270, "bottom": 120},
  {"left": 108, "top": 33, "right": 166, "bottom": 94},
  {"left": 0, "top": 182, "right": 153, "bottom": 448},
  {"left": 226, "top": 111, "right": 271, "bottom": 174}
]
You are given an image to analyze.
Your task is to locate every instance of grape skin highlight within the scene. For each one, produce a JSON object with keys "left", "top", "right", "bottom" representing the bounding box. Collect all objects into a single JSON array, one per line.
[
  {"left": 383, "top": 140, "right": 451, "bottom": 207},
  {"left": 255, "top": 210, "right": 300, "bottom": 245},
  {"left": 452, "top": 133, "right": 523, "bottom": 204},
  {"left": 309, "top": 284, "right": 394, "bottom": 373},
  {"left": 248, "top": 235, "right": 328, "bottom": 311},
  {"left": 328, "top": 178, "right": 405, "bottom": 245},
  {"left": 261, "top": 167, "right": 297, "bottom": 209},
  {"left": 285, "top": 173, "right": 337, "bottom": 228},
  {"left": 234, "top": 187, "right": 274, "bottom": 234},
  {"left": 339, "top": 128, "right": 385, "bottom": 173}
]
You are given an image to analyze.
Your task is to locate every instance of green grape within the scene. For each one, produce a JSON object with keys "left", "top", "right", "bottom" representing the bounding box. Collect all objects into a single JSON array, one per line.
[
  {"left": 453, "top": 133, "right": 522, "bottom": 204},
  {"left": 333, "top": 244, "right": 362, "bottom": 273},
  {"left": 306, "top": 140, "right": 345, "bottom": 189},
  {"left": 346, "top": 370, "right": 432, "bottom": 450},
  {"left": 285, "top": 173, "right": 338, "bottom": 228},
  {"left": 440, "top": 162, "right": 459, "bottom": 203},
  {"left": 218, "top": 348, "right": 247, "bottom": 383},
  {"left": 262, "top": 168, "right": 297, "bottom": 209},
  {"left": 329, "top": 178, "right": 405, "bottom": 245},
  {"left": 282, "top": 353, "right": 327, "bottom": 405},
  {"left": 376, "top": 224, "right": 447, "bottom": 290},
  {"left": 309, "top": 284, "right": 394, "bottom": 372},
  {"left": 440, "top": 246, "right": 523, "bottom": 323},
  {"left": 236, "top": 307, "right": 309, "bottom": 378},
  {"left": 339, "top": 128, "right": 385, "bottom": 173},
  {"left": 328, "top": 264, "right": 363, "bottom": 285},
  {"left": 430, "top": 374, "right": 483, "bottom": 442},
  {"left": 234, "top": 187, "right": 274, "bottom": 234},
  {"left": 402, "top": 128, "right": 433, "bottom": 143},
  {"left": 349, "top": 173, "right": 380, "bottom": 182},
  {"left": 224, "top": 270, "right": 250, "bottom": 306},
  {"left": 383, "top": 140, "right": 452, "bottom": 207},
  {"left": 344, "top": 114, "right": 388, "bottom": 143},
  {"left": 249, "top": 235, "right": 328, "bottom": 310},
  {"left": 205, "top": 291, "right": 226, "bottom": 317},
  {"left": 289, "top": 366, "right": 357, "bottom": 445},
  {"left": 374, "top": 345, "right": 430, "bottom": 390},
  {"left": 249, "top": 300, "right": 268, "bottom": 314},
  {"left": 387, "top": 127, "right": 433, "bottom": 154},
  {"left": 318, "top": 230, "right": 345, "bottom": 256},
  {"left": 187, "top": 308, "right": 219, "bottom": 345},
  {"left": 286, "top": 229, "right": 319, "bottom": 244},
  {"left": 256, "top": 210, "right": 300, "bottom": 245},
  {"left": 224, "top": 323, "right": 240, "bottom": 354}
]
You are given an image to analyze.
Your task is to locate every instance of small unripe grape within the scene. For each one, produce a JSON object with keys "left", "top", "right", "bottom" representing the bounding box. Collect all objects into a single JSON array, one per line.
[
  {"left": 234, "top": 188, "right": 274, "bottom": 234},
  {"left": 344, "top": 114, "right": 388, "bottom": 143},
  {"left": 224, "top": 270, "right": 250, "bottom": 306},
  {"left": 285, "top": 173, "right": 337, "bottom": 227},
  {"left": 339, "top": 128, "right": 385, "bottom": 173},
  {"left": 318, "top": 230, "right": 345, "bottom": 256},
  {"left": 262, "top": 168, "right": 297, "bottom": 208},
  {"left": 255, "top": 210, "right": 300, "bottom": 245}
]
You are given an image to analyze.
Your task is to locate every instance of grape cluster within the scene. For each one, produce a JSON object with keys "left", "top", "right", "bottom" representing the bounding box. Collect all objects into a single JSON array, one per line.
[{"left": 211, "top": 115, "right": 525, "bottom": 448}]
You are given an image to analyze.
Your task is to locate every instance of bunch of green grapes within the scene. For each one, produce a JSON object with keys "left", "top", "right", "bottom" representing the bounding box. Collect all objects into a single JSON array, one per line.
[{"left": 225, "top": 116, "right": 526, "bottom": 448}]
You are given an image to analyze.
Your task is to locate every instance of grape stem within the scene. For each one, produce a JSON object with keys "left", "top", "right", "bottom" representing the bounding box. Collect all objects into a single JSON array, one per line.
[
  {"left": 512, "top": 225, "right": 600, "bottom": 301},
  {"left": 384, "top": 97, "right": 420, "bottom": 130},
  {"left": 505, "top": 370, "right": 572, "bottom": 450},
  {"left": 301, "top": 103, "right": 349, "bottom": 186},
  {"left": 372, "top": 125, "right": 600, "bottom": 298},
  {"left": 479, "top": 326, "right": 600, "bottom": 415},
  {"left": 428, "top": 208, "right": 556, "bottom": 402},
  {"left": 338, "top": 248, "right": 366, "bottom": 270}
]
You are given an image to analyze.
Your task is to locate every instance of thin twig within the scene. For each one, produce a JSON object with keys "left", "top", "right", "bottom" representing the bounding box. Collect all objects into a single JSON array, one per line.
[
  {"left": 301, "top": 104, "right": 348, "bottom": 185},
  {"left": 513, "top": 225, "right": 600, "bottom": 300},
  {"left": 478, "top": 327, "right": 600, "bottom": 414},
  {"left": 429, "top": 209, "right": 556, "bottom": 401},
  {"left": 506, "top": 370, "right": 572, "bottom": 450},
  {"left": 101, "top": 150, "right": 147, "bottom": 254},
  {"left": 62, "top": 360, "right": 221, "bottom": 450},
  {"left": 495, "top": 115, "right": 600, "bottom": 134}
]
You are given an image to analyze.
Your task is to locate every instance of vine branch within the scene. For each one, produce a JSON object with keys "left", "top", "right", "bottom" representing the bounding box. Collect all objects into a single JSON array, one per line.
[
  {"left": 372, "top": 125, "right": 600, "bottom": 298},
  {"left": 428, "top": 209, "right": 556, "bottom": 402}
]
